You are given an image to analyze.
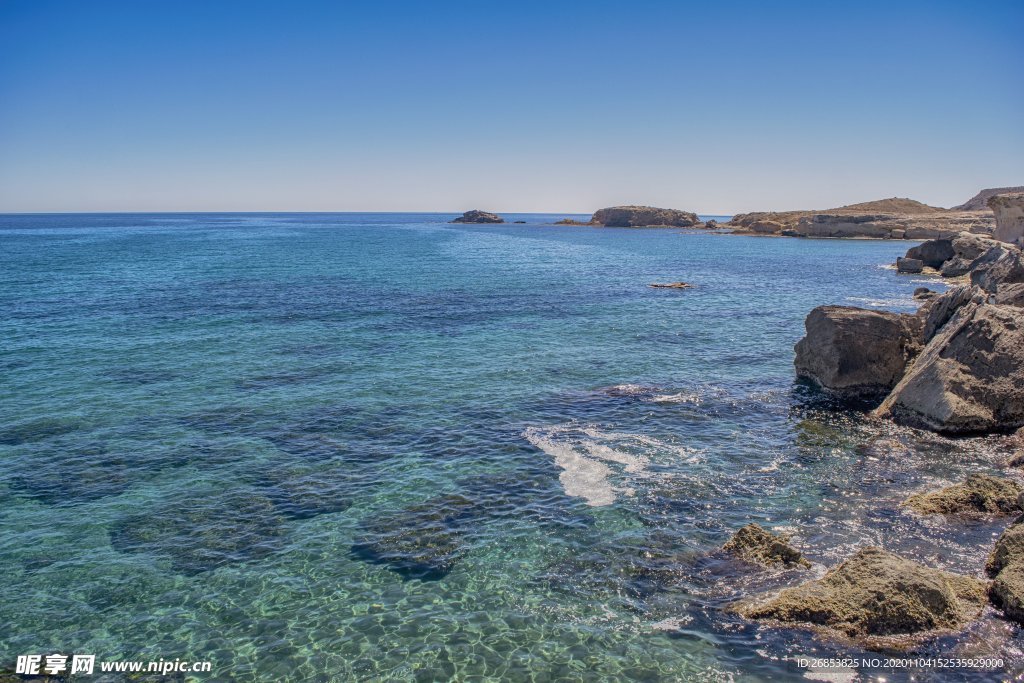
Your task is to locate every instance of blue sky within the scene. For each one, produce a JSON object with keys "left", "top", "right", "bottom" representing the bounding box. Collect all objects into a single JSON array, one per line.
[{"left": 0, "top": 0, "right": 1021, "bottom": 213}]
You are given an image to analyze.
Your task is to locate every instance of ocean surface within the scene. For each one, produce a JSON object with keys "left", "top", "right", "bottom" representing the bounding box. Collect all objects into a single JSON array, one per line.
[{"left": 0, "top": 213, "right": 1019, "bottom": 682}]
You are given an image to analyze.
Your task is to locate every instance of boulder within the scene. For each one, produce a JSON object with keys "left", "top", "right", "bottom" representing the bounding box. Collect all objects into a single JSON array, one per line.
[
  {"left": 451, "top": 210, "right": 504, "bottom": 224},
  {"left": 897, "top": 257, "right": 924, "bottom": 274},
  {"left": 913, "top": 287, "right": 937, "bottom": 301},
  {"left": 903, "top": 474, "right": 1023, "bottom": 515},
  {"left": 940, "top": 232, "right": 1002, "bottom": 277},
  {"left": 705, "top": 219, "right": 719, "bottom": 229},
  {"left": 989, "top": 193, "right": 1024, "bottom": 247},
  {"left": 875, "top": 303, "right": 1024, "bottom": 434},
  {"left": 722, "top": 523, "right": 810, "bottom": 568},
  {"left": 985, "top": 514, "right": 1024, "bottom": 624},
  {"left": 987, "top": 516, "right": 1024, "bottom": 576},
  {"left": 590, "top": 206, "right": 700, "bottom": 228},
  {"left": 739, "top": 547, "right": 987, "bottom": 641},
  {"left": 794, "top": 306, "right": 923, "bottom": 400},
  {"left": 906, "top": 238, "right": 955, "bottom": 269}
]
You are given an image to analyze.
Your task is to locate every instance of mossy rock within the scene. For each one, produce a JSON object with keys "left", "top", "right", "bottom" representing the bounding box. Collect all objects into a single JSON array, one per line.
[
  {"left": 722, "top": 523, "right": 810, "bottom": 569},
  {"left": 904, "top": 474, "right": 1023, "bottom": 515},
  {"left": 110, "top": 488, "right": 284, "bottom": 575},
  {"left": 739, "top": 547, "right": 987, "bottom": 644},
  {"left": 987, "top": 515, "right": 1024, "bottom": 576}
]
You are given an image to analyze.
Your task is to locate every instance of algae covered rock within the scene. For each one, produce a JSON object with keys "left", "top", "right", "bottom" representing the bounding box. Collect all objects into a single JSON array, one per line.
[
  {"left": 739, "top": 547, "right": 987, "bottom": 642},
  {"left": 986, "top": 516, "right": 1024, "bottom": 624},
  {"left": 722, "top": 523, "right": 810, "bottom": 568},
  {"left": 904, "top": 474, "right": 1024, "bottom": 515}
]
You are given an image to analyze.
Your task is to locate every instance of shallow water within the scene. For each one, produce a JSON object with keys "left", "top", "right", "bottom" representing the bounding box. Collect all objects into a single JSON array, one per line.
[{"left": 0, "top": 213, "right": 1019, "bottom": 681}]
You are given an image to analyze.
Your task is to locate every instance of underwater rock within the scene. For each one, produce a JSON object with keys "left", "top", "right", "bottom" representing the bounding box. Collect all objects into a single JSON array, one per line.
[
  {"left": 351, "top": 494, "right": 477, "bottom": 580},
  {"left": 0, "top": 416, "right": 84, "bottom": 445},
  {"left": 721, "top": 523, "right": 810, "bottom": 568},
  {"left": 875, "top": 302, "right": 1024, "bottom": 434},
  {"left": 649, "top": 282, "right": 693, "bottom": 289},
  {"left": 257, "top": 464, "right": 354, "bottom": 520},
  {"left": 739, "top": 547, "right": 987, "bottom": 643},
  {"left": 903, "top": 474, "right": 1024, "bottom": 515},
  {"left": 450, "top": 210, "right": 504, "bottom": 224},
  {"left": 794, "top": 306, "right": 922, "bottom": 400},
  {"left": 110, "top": 489, "right": 284, "bottom": 575}
]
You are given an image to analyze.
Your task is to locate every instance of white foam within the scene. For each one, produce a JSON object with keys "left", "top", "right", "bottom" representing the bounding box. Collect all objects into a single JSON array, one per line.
[{"left": 524, "top": 427, "right": 616, "bottom": 506}]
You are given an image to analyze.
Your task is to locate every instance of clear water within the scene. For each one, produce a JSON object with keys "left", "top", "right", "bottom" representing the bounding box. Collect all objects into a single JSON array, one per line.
[{"left": 0, "top": 213, "right": 1019, "bottom": 682}]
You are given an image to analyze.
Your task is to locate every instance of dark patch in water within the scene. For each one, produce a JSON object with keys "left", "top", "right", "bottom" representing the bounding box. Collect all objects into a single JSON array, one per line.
[
  {"left": 109, "top": 488, "right": 284, "bottom": 575},
  {"left": 255, "top": 462, "right": 355, "bottom": 520},
  {"left": 178, "top": 405, "right": 268, "bottom": 436},
  {"left": 105, "top": 367, "right": 179, "bottom": 386},
  {"left": 0, "top": 416, "right": 85, "bottom": 445},
  {"left": 351, "top": 494, "right": 478, "bottom": 580}
]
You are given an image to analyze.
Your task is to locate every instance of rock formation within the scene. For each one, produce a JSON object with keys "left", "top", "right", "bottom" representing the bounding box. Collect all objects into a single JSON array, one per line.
[
  {"left": 874, "top": 302, "right": 1024, "bottom": 434},
  {"left": 794, "top": 307, "right": 922, "bottom": 400},
  {"left": 451, "top": 210, "right": 504, "bottom": 224},
  {"left": 954, "top": 186, "right": 1024, "bottom": 212},
  {"left": 722, "top": 523, "right": 810, "bottom": 568},
  {"left": 649, "top": 282, "right": 693, "bottom": 289},
  {"left": 903, "top": 474, "right": 1024, "bottom": 515},
  {"left": 989, "top": 193, "right": 1024, "bottom": 247},
  {"left": 588, "top": 206, "right": 701, "bottom": 228},
  {"left": 738, "top": 547, "right": 987, "bottom": 643}
]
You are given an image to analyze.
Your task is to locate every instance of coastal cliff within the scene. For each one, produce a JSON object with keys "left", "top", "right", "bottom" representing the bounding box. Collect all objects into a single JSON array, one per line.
[
  {"left": 990, "top": 193, "right": 1024, "bottom": 247},
  {"left": 727, "top": 196, "right": 995, "bottom": 240}
]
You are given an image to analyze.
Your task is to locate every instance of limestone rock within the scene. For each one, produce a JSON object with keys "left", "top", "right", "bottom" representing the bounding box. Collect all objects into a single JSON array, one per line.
[
  {"left": 739, "top": 547, "right": 987, "bottom": 641},
  {"left": 794, "top": 306, "right": 922, "bottom": 399},
  {"left": 940, "top": 232, "right": 1002, "bottom": 277},
  {"left": 897, "top": 257, "right": 924, "bottom": 274},
  {"left": 970, "top": 244, "right": 1024, "bottom": 293},
  {"left": 995, "top": 282, "right": 1024, "bottom": 307},
  {"left": 590, "top": 206, "right": 700, "bottom": 228},
  {"left": 451, "top": 210, "right": 504, "bottom": 224},
  {"left": 722, "top": 523, "right": 810, "bottom": 568},
  {"left": 875, "top": 303, "right": 1024, "bottom": 434},
  {"left": 989, "top": 193, "right": 1024, "bottom": 247},
  {"left": 903, "top": 474, "right": 1023, "bottom": 515}
]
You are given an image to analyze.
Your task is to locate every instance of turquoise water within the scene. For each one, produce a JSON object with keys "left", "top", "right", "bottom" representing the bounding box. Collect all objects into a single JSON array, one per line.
[{"left": 0, "top": 213, "right": 1019, "bottom": 682}]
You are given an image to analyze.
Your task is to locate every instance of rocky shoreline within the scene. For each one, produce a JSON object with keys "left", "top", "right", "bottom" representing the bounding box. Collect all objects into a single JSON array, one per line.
[{"left": 719, "top": 193, "right": 1024, "bottom": 648}]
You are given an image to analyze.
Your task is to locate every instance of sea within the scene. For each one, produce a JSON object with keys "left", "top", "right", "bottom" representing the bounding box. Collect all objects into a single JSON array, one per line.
[{"left": 0, "top": 212, "right": 1019, "bottom": 681}]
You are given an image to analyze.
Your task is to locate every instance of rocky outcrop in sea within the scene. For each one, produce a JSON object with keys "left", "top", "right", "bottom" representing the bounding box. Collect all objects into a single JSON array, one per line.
[
  {"left": 451, "top": 210, "right": 504, "bottom": 224},
  {"left": 557, "top": 206, "right": 701, "bottom": 228}
]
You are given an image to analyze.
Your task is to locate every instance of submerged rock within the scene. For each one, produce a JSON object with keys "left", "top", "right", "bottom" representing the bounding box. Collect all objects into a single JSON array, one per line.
[
  {"left": 110, "top": 489, "right": 284, "bottom": 575},
  {"left": 450, "top": 210, "right": 504, "bottom": 224},
  {"left": 722, "top": 523, "right": 810, "bottom": 568},
  {"left": 590, "top": 206, "right": 701, "bottom": 228},
  {"left": 794, "top": 306, "right": 922, "bottom": 400},
  {"left": 739, "top": 547, "right": 987, "bottom": 643},
  {"left": 649, "top": 281, "right": 693, "bottom": 289},
  {"left": 874, "top": 302, "right": 1024, "bottom": 434},
  {"left": 903, "top": 474, "right": 1023, "bottom": 515},
  {"left": 351, "top": 494, "right": 477, "bottom": 580}
]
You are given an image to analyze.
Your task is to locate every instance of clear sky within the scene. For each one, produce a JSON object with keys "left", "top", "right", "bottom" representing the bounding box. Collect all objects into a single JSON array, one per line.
[{"left": 1, "top": 0, "right": 1021, "bottom": 214}]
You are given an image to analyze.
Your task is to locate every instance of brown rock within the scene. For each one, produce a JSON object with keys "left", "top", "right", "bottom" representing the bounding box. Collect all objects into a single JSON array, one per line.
[
  {"left": 986, "top": 515, "right": 1024, "bottom": 576},
  {"left": 722, "top": 523, "right": 810, "bottom": 569},
  {"left": 874, "top": 303, "right": 1024, "bottom": 434},
  {"left": 451, "top": 210, "right": 504, "bottom": 224},
  {"left": 739, "top": 547, "right": 987, "bottom": 642},
  {"left": 918, "top": 284, "right": 986, "bottom": 341},
  {"left": 590, "top": 206, "right": 700, "bottom": 228},
  {"left": 970, "top": 244, "right": 1024, "bottom": 294},
  {"left": 794, "top": 306, "right": 922, "bottom": 400},
  {"left": 995, "top": 282, "right": 1024, "bottom": 307},
  {"left": 903, "top": 474, "right": 1023, "bottom": 515},
  {"left": 989, "top": 563, "right": 1024, "bottom": 624}
]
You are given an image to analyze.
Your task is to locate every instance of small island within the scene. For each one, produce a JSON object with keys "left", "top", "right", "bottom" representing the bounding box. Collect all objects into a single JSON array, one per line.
[
  {"left": 557, "top": 205, "right": 701, "bottom": 228},
  {"left": 450, "top": 210, "right": 504, "bottom": 224}
]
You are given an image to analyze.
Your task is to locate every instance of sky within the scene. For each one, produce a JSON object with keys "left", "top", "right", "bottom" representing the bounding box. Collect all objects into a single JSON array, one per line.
[{"left": 0, "top": 0, "right": 1021, "bottom": 214}]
